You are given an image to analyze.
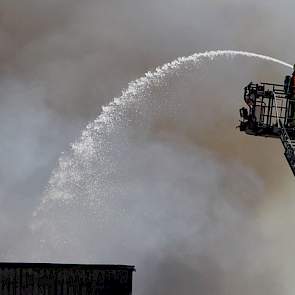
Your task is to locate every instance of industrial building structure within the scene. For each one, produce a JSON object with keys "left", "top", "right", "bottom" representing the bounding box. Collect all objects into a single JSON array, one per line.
[{"left": 0, "top": 263, "right": 135, "bottom": 295}]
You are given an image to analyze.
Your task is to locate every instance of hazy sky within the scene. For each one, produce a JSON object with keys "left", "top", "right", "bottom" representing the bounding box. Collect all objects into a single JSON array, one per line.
[{"left": 1, "top": 1, "right": 295, "bottom": 294}]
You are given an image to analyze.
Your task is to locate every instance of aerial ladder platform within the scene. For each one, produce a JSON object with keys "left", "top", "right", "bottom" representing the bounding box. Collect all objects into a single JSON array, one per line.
[{"left": 239, "top": 81, "right": 295, "bottom": 176}]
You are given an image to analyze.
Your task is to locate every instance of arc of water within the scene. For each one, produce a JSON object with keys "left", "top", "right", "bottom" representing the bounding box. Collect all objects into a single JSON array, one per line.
[
  {"left": 82, "top": 50, "right": 292, "bottom": 142},
  {"left": 39, "top": 50, "right": 292, "bottom": 211}
]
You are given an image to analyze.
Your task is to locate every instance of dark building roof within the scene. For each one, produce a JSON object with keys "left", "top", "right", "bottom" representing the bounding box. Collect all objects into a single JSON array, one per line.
[
  {"left": 0, "top": 262, "right": 135, "bottom": 271},
  {"left": 0, "top": 262, "right": 135, "bottom": 295}
]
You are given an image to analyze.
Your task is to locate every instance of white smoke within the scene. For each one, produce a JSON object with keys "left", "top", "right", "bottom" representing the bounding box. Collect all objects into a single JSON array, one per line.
[
  {"left": 10, "top": 53, "right": 291, "bottom": 295},
  {"left": 2, "top": 0, "right": 295, "bottom": 294}
]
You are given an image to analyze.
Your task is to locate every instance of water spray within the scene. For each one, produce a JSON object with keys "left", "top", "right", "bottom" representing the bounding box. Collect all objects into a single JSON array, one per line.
[{"left": 40, "top": 50, "right": 291, "bottom": 209}]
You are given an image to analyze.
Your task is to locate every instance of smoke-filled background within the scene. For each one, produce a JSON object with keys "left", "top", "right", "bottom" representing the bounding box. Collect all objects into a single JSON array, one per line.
[{"left": 1, "top": 0, "right": 295, "bottom": 294}]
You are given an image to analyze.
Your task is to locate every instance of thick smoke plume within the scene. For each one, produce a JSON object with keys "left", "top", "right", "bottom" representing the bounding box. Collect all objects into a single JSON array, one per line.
[
  {"left": 11, "top": 55, "right": 294, "bottom": 295},
  {"left": 2, "top": 1, "right": 295, "bottom": 294}
]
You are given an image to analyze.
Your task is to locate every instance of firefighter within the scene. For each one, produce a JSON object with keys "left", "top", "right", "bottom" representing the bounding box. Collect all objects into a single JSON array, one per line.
[
  {"left": 287, "top": 64, "right": 295, "bottom": 127},
  {"left": 290, "top": 64, "right": 295, "bottom": 93}
]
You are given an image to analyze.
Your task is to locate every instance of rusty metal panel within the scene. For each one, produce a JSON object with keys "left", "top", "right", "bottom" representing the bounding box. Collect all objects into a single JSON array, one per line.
[{"left": 0, "top": 263, "right": 135, "bottom": 295}]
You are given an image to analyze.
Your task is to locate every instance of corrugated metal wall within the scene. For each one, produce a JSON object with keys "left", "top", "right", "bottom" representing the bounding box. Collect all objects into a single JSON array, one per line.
[{"left": 0, "top": 263, "right": 135, "bottom": 295}]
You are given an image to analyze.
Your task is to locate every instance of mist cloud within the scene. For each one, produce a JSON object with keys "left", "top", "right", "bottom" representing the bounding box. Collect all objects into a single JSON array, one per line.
[{"left": 1, "top": 0, "right": 295, "bottom": 294}]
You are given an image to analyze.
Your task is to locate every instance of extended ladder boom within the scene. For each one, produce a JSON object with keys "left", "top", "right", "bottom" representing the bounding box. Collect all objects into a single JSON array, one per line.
[{"left": 280, "top": 120, "right": 295, "bottom": 175}]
